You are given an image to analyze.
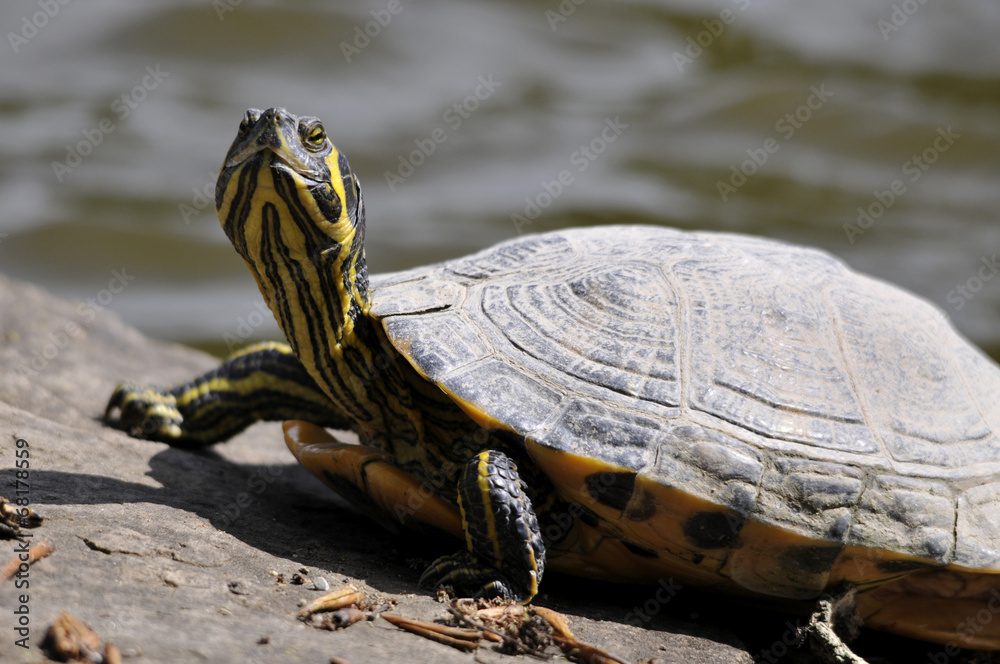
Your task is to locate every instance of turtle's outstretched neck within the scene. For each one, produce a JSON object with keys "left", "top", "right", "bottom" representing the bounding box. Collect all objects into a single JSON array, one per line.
[
  {"left": 214, "top": 111, "right": 382, "bottom": 425},
  {"left": 214, "top": 110, "right": 369, "bottom": 346},
  {"left": 212, "top": 108, "right": 476, "bottom": 477}
]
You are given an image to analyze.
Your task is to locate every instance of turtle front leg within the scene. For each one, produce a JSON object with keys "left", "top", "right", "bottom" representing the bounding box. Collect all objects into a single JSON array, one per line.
[
  {"left": 104, "top": 341, "right": 348, "bottom": 447},
  {"left": 420, "top": 450, "right": 546, "bottom": 603}
]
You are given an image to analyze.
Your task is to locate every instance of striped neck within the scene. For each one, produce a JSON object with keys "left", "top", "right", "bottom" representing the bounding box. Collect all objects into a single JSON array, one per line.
[
  {"left": 216, "top": 148, "right": 380, "bottom": 413},
  {"left": 212, "top": 108, "right": 475, "bottom": 469}
]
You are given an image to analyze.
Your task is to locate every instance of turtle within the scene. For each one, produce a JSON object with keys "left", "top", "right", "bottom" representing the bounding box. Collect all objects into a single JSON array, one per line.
[{"left": 105, "top": 107, "right": 1000, "bottom": 652}]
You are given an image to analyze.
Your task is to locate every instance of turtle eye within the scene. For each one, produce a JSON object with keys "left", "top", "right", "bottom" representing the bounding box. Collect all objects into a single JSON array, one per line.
[{"left": 303, "top": 122, "right": 327, "bottom": 151}]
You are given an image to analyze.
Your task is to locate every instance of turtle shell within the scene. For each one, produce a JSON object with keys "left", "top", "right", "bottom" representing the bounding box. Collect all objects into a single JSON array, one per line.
[{"left": 368, "top": 225, "right": 1000, "bottom": 642}]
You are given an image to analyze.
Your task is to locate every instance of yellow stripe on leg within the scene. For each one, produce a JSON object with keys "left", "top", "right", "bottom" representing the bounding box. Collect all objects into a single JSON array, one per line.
[{"left": 474, "top": 451, "right": 503, "bottom": 569}]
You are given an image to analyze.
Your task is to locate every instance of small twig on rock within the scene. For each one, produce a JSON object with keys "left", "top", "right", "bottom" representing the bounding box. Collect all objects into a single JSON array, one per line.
[
  {"left": 381, "top": 613, "right": 483, "bottom": 651},
  {"left": 1, "top": 539, "right": 54, "bottom": 583},
  {"left": 799, "top": 588, "right": 870, "bottom": 664}
]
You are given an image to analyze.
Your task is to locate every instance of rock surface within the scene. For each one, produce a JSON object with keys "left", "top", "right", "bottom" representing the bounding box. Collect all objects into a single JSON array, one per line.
[{"left": 0, "top": 274, "right": 955, "bottom": 663}]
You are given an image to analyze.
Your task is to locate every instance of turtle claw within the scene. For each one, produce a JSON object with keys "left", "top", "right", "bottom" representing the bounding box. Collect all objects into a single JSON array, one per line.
[
  {"left": 104, "top": 381, "right": 184, "bottom": 442},
  {"left": 420, "top": 550, "right": 528, "bottom": 602}
]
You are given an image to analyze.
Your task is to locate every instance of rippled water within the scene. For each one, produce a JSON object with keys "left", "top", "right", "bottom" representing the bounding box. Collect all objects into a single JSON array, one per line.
[{"left": 1, "top": 0, "right": 998, "bottom": 357}]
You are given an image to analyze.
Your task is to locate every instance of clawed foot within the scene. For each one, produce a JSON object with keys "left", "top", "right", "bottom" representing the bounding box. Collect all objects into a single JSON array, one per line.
[
  {"left": 420, "top": 550, "right": 535, "bottom": 602},
  {"left": 104, "top": 381, "right": 185, "bottom": 442},
  {"left": 420, "top": 450, "right": 546, "bottom": 604}
]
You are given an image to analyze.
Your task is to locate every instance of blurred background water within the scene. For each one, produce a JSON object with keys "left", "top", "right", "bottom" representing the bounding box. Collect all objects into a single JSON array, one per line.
[{"left": 1, "top": 0, "right": 998, "bottom": 358}]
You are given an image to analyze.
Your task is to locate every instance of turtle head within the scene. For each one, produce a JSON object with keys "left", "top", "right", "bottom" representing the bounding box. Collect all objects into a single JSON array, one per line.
[{"left": 215, "top": 108, "right": 369, "bottom": 344}]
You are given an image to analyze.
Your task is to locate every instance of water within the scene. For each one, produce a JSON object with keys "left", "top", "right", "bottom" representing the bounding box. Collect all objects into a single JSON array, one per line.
[{"left": 1, "top": 0, "right": 999, "bottom": 358}]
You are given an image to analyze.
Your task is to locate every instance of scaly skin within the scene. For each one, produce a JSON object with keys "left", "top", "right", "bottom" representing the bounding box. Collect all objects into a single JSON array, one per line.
[{"left": 104, "top": 107, "right": 549, "bottom": 601}]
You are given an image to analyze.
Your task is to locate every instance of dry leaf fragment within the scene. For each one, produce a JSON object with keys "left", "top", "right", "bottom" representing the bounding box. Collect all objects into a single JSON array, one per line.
[{"left": 298, "top": 584, "right": 362, "bottom": 619}]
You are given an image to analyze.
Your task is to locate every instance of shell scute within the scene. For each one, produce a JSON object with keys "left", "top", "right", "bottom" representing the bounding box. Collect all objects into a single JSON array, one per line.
[{"left": 382, "top": 312, "right": 489, "bottom": 381}]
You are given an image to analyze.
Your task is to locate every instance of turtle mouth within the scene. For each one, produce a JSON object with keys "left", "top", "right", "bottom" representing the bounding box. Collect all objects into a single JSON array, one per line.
[
  {"left": 226, "top": 146, "right": 325, "bottom": 186},
  {"left": 266, "top": 151, "right": 325, "bottom": 185},
  {"left": 225, "top": 144, "right": 323, "bottom": 183}
]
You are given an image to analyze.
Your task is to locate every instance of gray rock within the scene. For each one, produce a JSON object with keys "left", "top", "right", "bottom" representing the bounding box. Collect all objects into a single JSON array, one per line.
[{"left": 0, "top": 273, "right": 756, "bottom": 663}]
